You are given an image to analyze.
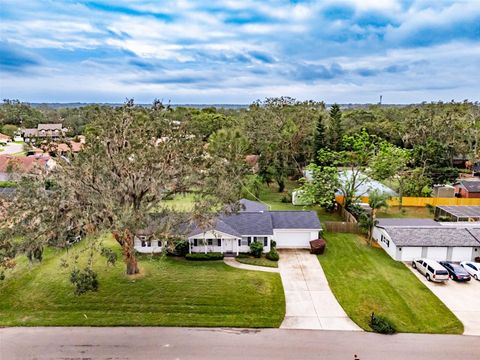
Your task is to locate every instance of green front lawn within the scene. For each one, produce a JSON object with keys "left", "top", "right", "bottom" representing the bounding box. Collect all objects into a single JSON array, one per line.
[
  {"left": 0, "top": 236, "right": 285, "bottom": 327},
  {"left": 236, "top": 255, "right": 279, "bottom": 268},
  {"left": 319, "top": 232, "right": 463, "bottom": 334}
]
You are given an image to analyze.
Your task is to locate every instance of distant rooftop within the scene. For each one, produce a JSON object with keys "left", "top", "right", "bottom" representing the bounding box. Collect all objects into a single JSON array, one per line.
[{"left": 436, "top": 206, "right": 480, "bottom": 220}]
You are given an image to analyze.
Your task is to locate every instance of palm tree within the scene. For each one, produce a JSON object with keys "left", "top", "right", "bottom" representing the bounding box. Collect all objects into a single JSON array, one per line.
[{"left": 366, "top": 190, "right": 391, "bottom": 245}]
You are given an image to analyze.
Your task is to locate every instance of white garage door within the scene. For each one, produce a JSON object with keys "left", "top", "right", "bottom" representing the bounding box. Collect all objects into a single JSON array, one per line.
[
  {"left": 274, "top": 230, "right": 312, "bottom": 248},
  {"left": 426, "top": 247, "right": 448, "bottom": 261},
  {"left": 400, "top": 247, "right": 423, "bottom": 261},
  {"left": 451, "top": 247, "right": 472, "bottom": 262}
]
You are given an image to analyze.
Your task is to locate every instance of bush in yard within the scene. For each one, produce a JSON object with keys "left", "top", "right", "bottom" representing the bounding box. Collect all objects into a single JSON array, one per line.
[
  {"left": 266, "top": 249, "right": 279, "bottom": 261},
  {"left": 369, "top": 312, "right": 396, "bottom": 334},
  {"left": 100, "top": 247, "right": 118, "bottom": 266},
  {"left": 270, "top": 240, "right": 277, "bottom": 249},
  {"left": 249, "top": 241, "right": 264, "bottom": 258},
  {"left": 185, "top": 253, "right": 224, "bottom": 261},
  {"left": 173, "top": 239, "right": 189, "bottom": 256},
  {"left": 70, "top": 268, "right": 99, "bottom": 295}
]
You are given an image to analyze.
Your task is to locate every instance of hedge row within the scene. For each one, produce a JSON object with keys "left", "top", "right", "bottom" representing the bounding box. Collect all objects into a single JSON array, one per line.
[{"left": 185, "top": 252, "right": 224, "bottom": 261}]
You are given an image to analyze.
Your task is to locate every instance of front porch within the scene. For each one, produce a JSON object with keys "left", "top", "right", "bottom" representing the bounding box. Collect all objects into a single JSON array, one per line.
[{"left": 188, "top": 231, "right": 271, "bottom": 255}]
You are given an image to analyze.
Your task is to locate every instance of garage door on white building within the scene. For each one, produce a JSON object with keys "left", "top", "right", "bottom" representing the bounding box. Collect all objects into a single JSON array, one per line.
[
  {"left": 426, "top": 247, "right": 448, "bottom": 261},
  {"left": 400, "top": 247, "right": 422, "bottom": 261},
  {"left": 273, "top": 230, "right": 315, "bottom": 248},
  {"left": 450, "top": 247, "right": 472, "bottom": 262}
]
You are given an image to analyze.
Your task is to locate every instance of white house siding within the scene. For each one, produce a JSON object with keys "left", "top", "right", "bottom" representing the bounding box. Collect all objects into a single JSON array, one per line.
[
  {"left": 134, "top": 237, "right": 163, "bottom": 253},
  {"left": 426, "top": 247, "right": 448, "bottom": 261},
  {"left": 373, "top": 227, "right": 398, "bottom": 260},
  {"left": 450, "top": 247, "right": 474, "bottom": 261},
  {"left": 398, "top": 247, "right": 423, "bottom": 261},
  {"left": 273, "top": 229, "right": 319, "bottom": 249}
]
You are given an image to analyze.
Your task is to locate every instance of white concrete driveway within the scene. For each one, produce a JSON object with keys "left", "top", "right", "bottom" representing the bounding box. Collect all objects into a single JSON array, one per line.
[
  {"left": 278, "top": 250, "right": 361, "bottom": 331},
  {"left": 0, "top": 142, "right": 23, "bottom": 155},
  {"left": 407, "top": 264, "right": 480, "bottom": 336}
]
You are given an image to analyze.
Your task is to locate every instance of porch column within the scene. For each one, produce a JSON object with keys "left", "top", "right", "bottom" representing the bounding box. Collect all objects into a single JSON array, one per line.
[
  {"left": 236, "top": 238, "right": 239, "bottom": 256},
  {"left": 204, "top": 238, "right": 207, "bottom": 254},
  {"left": 188, "top": 239, "right": 191, "bottom": 254},
  {"left": 221, "top": 238, "right": 224, "bottom": 254}
]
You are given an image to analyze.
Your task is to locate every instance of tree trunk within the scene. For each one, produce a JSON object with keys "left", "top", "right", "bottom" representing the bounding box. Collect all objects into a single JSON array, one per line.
[
  {"left": 278, "top": 179, "right": 285, "bottom": 193},
  {"left": 113, "top": 229, "right": 140, "bottom": 275}
]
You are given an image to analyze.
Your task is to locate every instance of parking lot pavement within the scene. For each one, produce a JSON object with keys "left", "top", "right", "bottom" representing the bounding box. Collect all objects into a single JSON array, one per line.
[{"left": 407, "top": 263, "right": 480, "bottom": 336}]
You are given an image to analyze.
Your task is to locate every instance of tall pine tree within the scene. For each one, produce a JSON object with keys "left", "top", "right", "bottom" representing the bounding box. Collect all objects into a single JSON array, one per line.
[
  {"left": 328, "top": 103, "right": 343, "bottom": 151},
  {"left": 313, "top": 114, "right": 326, "bottom": 164}
]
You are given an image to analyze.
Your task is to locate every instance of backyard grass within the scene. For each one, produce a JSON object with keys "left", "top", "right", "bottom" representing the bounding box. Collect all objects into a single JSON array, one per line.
[
  {"left": 319, "top": 232, "right": 463, "bottom": 334},
  {"left": 236, "top": 255, "right": 279, "bottom": 268},
  {"left": 377, "top": 206, "right": 434, "bottom": 218},
  {"left": 0, "top": 236, "right": 285, "bottom": 327}
]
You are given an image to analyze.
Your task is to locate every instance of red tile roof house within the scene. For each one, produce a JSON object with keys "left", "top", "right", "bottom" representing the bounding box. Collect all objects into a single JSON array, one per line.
[
  {"left": 0, "top": 154, "right": 54, "bottom": 181},
  {"left": 454, "top": 180, "right": 480, "bottom": 198}
]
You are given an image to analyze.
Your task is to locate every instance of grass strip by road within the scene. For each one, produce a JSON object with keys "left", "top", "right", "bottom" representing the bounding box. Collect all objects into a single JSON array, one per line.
[
  {"left": 319, "top": 232, "right": 463, "bottom": 334},
  {"left": 0, "top": 236, "right": 285, "bottom": 327}
]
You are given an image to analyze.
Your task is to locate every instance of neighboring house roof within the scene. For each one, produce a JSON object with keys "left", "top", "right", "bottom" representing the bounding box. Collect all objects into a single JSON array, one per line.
[
  {"left": 0, "top": 154, "right": 50, "bottom": 173},
  {"left": 376, "top": 218, "right": 439, "bottom": 227},
  {"left": 337, "top": 170, "right": 397, "bottom": 196},
  {"left": 37, "top": 123, "right": 63, "bottom": 131},
  {"left": 455, "top": 180, "right": 480, "bottom": 193},
  {"left": 23, "top": 129, "right": 38, "bottom": 137},
  {"left": 270, "top": 211, "right": 321, "bottom": 229},
  {"left": 383, "top": 227, "right": 480, "bottom": 247},
  {"left": 52, "top": 142, "right": 82, "bottom": 153},
  {"left": 0, "top": 133, "right": 11, "bottom": 140},
  {"left": 239, "top": 198, "right": 268, "bottom": 212}
]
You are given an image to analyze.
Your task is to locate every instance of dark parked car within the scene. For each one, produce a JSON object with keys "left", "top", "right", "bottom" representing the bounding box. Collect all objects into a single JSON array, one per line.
[{"left": 439, "top": 261, "right": 471, "bottom": 281}]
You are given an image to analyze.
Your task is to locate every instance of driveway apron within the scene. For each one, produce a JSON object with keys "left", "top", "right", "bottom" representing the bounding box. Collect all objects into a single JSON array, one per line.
[{"left": 278, "top": 250, "right": 361, "bottom": 331}]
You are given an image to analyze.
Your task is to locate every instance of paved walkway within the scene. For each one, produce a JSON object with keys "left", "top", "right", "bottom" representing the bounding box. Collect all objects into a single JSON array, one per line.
[
  {"left": 223, "top": 258, "right": 279, "bottom": 273},
  {"left": 278, "top": 250, "right": 361, "bottom": 331},
  {"left": 407, "top": 264, "right": 480, "bottom": 336}
]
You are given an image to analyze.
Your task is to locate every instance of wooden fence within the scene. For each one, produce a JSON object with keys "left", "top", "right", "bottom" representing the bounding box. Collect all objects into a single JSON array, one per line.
[
  {"left": 324, "top": 221, "right": 360, "bottom": 234},
  {"left": 335, "top": 196, "right": 480, "bottom": 207}
]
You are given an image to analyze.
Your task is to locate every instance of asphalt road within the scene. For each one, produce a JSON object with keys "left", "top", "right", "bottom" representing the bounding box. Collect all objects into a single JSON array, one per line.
[
  {"left": 1, "top": 327, "right": 478, "bottom": 360},
  {"left": 0, "top": 142, "right": 23, "bottom": 155}
]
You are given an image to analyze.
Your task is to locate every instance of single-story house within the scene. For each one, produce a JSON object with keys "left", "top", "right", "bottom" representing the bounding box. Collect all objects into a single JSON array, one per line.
[
  {"left": 134, "top": 199, "right": 321, "bottom": 255},
  {"left": 372, "top": 218, "right": 480, "bottom": 262},
  {"left": 0, "top": 154, "right": 55, "bottom": 181},
  {"left": 454, "top": 180, "right": 480, "bottom": 198},
  {"left": 337, "top": 170, "right": 397, "bottom": 197}
]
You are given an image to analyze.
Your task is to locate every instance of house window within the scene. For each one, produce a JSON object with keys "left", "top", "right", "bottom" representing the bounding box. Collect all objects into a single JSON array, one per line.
[
  {"left": 141, "top": 241, "right": 146, "bottom": 247},
  {"left": 263, "top": 237, "right": 268, "bottom": 247},
  {"left": 241, "top": 237, "right": 248, "bottom": 246},
  {"left": 193, "top": 239, "right": 198, "bottom": 247},
  {"left": 217, "top": 239, "right": 221, "bottom": 246},
  {"left": 380, "top": 235, "right": 390, "bottom": 247},
  {"left": 248, "top": 237, "right": 252, "bottom": 246},
  {"left": 147, "top": 241, "right": 151, "bottom": 247},
  {"left": 207, "top": 239, "right": 213, "bottom": 246},
  {"left": 238, "top": 239, "right": 241, "bottom": 246},
  {"left": 157, "top": 240, "right": 162, "bottom": 247}
]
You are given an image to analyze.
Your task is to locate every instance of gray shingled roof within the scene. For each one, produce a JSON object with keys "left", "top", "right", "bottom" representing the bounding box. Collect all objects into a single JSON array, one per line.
[
  {"left": 384, "top": 227, "right": 480, "bottom": 247},
  {"left": 270, "top": 211, "right": 321, "bottom": 229},
  {"left": 239, "top": 199, "right": 268, "bottom": 212},
  {"left": 376, "top": 218, "right": 439, "bottom": 227},
  {"left": 221, "top": 212, "right": 273, "bottom": 235},
  {"left": 189, "top": 218, "right": 243, "bottom": 238},
  {"left": 457, "top": 180, "right": 480, "bottom": 193}
]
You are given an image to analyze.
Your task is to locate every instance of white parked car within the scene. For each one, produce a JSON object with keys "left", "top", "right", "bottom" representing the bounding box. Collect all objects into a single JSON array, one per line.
[
  {"left": 460, "top": 261, "right": 480, "bottom": 281},
  {"left": 412, "top": 258, "right": 449, "bottom": 282}
]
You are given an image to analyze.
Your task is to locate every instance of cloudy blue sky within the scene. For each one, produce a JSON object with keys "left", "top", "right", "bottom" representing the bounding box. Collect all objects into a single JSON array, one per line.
[{"left": 1, "top": 0, "right": 479, "bottom": 104}]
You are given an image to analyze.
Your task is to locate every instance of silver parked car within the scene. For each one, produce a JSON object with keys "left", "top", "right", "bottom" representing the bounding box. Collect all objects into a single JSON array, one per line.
[{"left": 412, "top": 258, "right": 449, "bottom": 282}]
